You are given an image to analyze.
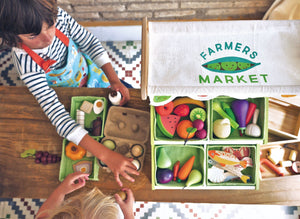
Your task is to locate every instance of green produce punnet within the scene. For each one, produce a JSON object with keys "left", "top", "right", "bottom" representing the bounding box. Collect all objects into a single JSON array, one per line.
[{"left": 141, "top": 19, "right": 300, "bottom": 105}]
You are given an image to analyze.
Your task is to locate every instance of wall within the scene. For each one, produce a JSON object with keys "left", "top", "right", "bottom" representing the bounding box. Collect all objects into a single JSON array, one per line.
[{"left": 58, "top": 0, "right": 275, "bottom": 22}]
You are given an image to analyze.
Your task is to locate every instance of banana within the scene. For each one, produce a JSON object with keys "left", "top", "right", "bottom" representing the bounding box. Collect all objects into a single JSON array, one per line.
[{"left": 173, "top": 97, "right": 206, "bottom": 108}]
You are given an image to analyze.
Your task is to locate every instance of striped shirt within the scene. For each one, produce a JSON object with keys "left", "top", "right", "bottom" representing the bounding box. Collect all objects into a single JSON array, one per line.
[{"left": 12, "top": 7, "right": 111, "bottom": 145}]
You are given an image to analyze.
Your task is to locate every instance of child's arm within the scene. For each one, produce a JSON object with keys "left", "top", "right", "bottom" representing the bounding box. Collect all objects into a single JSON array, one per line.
[
  {"left": 115, "top": 188, "right": 135, "bottom": 219},
  {"left": 79, "top": 134, "right": 139, "bottom": 187},
  {"left": 36, "top": 172, "right": 89, "bottom": 219},
  {"left": 101, "top": 62, "right": 130, "bottom": 106}
]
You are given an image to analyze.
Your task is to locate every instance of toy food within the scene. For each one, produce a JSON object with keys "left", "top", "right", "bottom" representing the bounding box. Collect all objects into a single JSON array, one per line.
[
  {"left": 189, "top": 107, "right": 206, "bottom": 122},
  {"left": 231, "top": 99, "right": 249, "bottom": 135},
  {"left": 156, "top": 114, "right": 181, "bottom": 138},
  {"left": 176, "top": 120, "right": 195, "bottom": 139},
  {"left": 172, "top": 161, "right": 180, "bottom": 181},
  {"left": 65, "top": 142, "right": 86, "bottom": 160},
  {"left": 93, "top": 99, "right": 105, "bottom": 114},
  {"left": 157, "top": 148, "right": 172, "bottom": 169},
  {"left": 208, "top": 166, "right": 226, "bottom": 183},
  {"left": 177, "top": 155, "right": 195, "bottom": 182},
  {"left": 73, "top": 160, "right": 92, "bottom": 174},
  {"left": 92, "top": 117, "right": 102, "bottom": 136},
  {"left": 173, "top": 104, "right": 190, "bottom": 117},
  {"left": 213, "top": 118, "right": 231, "bottom": 139},
  {"left": 116, "top": 191, "right": 127, "bottom": 201},
  {"left": 173, "top": 97, "right": 206, "bottom": 108},
  {"left": 260, "top": 158, "right": 284, "bottom": 176},
  {"left": 221, "top": 102, "right": 236, "bottom": 122},
  {"left": 76, "top": 109, "right": 85, "bottom": 128},
  {"left": 209, "top": 159, "right": 250, "bottom": 183},
  {"left": 156, "top": 168, "right": 173, "bottom": 184},
  {"left": 80, "top": 100, "right": 93, "bottom": 114},
  {"left": 132, "top": 159, "right": 141, "bottom": 171},
  {"left": 108, "top": 91, "right": 122, "bottom": 105},
  {"left": 245, "top": 102, "right": 257, "bottom": 125},
  {"left": 185, "top": 169, "right": 202, "bottom": 188},
  {"left": 212, "top": 102, "right": 239, "bottom": 129},
  {"left": 155, "top": 101, "right": 174, "bottom": 116},
  {"left": 266, "top": 147, "right": 285, "bottom": 165},
  {"left": 34, "top": 150, "right": 61, "bottom": 165},
  {"left": 208, "top": 150, "right": 247, "bottom": 168},
  {"left": 195, "top": 129, "right": 207, "bottom": 139},
  {"left": 102, "top": 139, "right": 116, "bottom": 150},
  {"left": 223, "top": 147, "right": 250, "bottom": 160},
  {"left": 245, "top": 109, "right": 261, "bottom": 137},
  {"left": 130, "top": 144, "right": 144, "bottom": 158},
  {"left": 192, "top": 119, "right": 204, "bottom": 131},
  {"left": 292, "top": 161, "right": 300, "bottom": 174},
  {"left": 289, "top": 150, "right": 298, "bottom": 161}
]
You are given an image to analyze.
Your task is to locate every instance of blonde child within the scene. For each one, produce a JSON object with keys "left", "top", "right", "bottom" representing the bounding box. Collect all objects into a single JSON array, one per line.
[
  {"left": 36, "top": 172, "right": 135, "bottom": 219},
  {"left": 0, "top": 0, "right": 138, "bottom": 186}
]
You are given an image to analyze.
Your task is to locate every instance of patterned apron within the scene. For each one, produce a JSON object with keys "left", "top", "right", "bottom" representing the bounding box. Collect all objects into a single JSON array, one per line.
[{"left": 21, "top": 28, "right": 110, "bottom": 88}]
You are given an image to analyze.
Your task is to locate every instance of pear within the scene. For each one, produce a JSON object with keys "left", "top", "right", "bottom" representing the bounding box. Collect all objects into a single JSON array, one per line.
[
  {"left": 185, "top": 169, "right": 202, "bottom": 188},
  {"left": 157, "top": 148, "right": 172, "bottom": 169}
]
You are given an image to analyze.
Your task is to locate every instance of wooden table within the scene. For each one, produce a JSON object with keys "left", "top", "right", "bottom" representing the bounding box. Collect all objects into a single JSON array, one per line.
[{"left": 1, "top": 86, "right": 300, "bottom": 205}]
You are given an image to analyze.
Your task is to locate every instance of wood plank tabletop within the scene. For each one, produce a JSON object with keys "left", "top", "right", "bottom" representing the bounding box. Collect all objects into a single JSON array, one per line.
[{"left": 1, "top": 86, "right": 300, "bottom": 205}]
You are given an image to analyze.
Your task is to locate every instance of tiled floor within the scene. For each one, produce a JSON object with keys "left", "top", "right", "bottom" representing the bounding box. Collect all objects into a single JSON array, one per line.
[{"left": 1, "top": 198, "right": 299, "bottom": 219}]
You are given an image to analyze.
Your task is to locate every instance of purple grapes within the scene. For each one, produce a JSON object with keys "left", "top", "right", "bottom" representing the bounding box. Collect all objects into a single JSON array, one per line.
[{"left": 35, "top": 151, "right": 61, "bottom": 165}]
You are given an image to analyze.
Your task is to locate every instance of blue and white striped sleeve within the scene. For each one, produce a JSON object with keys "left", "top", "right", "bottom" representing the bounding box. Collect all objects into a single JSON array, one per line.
[
  {"left": 59, "top": 8, "right": 111, "bottom": 67},
  {"left": 12, "top": 49, "right": 88, "bottom": 145},
  {"left": 19, "top": 72, "right": 88, "bottom": 145}
]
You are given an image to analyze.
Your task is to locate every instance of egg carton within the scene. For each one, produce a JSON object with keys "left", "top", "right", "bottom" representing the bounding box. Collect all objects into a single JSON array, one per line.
[{"left": 99, "top": 106, "right": 150, "bottom": 172}]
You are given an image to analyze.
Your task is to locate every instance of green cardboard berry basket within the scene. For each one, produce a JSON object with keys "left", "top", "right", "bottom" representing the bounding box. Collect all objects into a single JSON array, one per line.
[
  {"left": 152, "top": 145, "right": 205, "bottom": 189},
  {"left": 70, "top": 96, "right": 108, "bottom": 138},
  {"left": 210, "top": 97, "right": 268, "bottom": 144},
  {"left": 59, "top": 138, "right": 100, "bottom": 181},
  {"left": 151, "top": 98, "right": 210, "bottom": 144},
  {"left": 206, "top": 144, "right": 259, "bottom": 189}
]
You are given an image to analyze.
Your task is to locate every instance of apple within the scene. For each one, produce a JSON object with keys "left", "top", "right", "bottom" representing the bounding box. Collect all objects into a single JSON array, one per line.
[
  {"left": 173, "top": 104, "right": 190, "bottom": 117},
  {"left": 155, "top": 101, "right": 174, "bottom": 116}
]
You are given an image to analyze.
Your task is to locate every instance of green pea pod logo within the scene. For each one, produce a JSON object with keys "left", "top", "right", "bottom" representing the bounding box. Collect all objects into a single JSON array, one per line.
[{"left": 202, "top": 56, "right": 260, "bottom": 73}]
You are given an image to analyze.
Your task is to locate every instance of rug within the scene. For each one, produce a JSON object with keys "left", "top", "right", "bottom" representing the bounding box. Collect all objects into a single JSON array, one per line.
[
  {"left": 0, "top": 198, "right": 299, "bottom": 219},
  {"left": 0, "top": 41, "right": 141, "bottom": 88}
]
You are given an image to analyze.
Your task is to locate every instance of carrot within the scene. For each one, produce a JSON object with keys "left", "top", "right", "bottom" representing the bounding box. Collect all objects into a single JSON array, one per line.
[
  {"left": 173, "top": 161, "right": 180, "bottom": 181},
  {"left": 177, "top": 155, "right": 195, "bottom": 182}
]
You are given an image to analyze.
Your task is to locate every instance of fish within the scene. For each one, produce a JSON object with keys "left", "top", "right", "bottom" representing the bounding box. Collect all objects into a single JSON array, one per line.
[
  {"left": 208, "top": 159, "right": 250, "bottom": 184},
  {"left": 208, "top": 150, "right": 247, "bottom": 168}
]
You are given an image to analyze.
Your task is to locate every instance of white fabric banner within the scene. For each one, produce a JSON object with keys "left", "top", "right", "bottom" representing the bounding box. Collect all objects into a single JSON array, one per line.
[{"left": 147, "top": 20, "right": 300, "bottom": 100}]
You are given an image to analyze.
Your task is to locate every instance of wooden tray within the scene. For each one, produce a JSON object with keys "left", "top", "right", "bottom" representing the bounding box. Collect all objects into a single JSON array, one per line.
[{"left": 268, "top": 98, "right": 300, "bottom": 140}]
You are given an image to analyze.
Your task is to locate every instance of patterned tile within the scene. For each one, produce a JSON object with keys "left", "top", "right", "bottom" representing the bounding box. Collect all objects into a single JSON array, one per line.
[
  {"left": 0, "top": 41, "right": 142, "bottom": 88},
  {"left": 0, "top": 49, "right": 23, "bottom": 86},
  {"left": 0, "top": 198, "right": 299, "bottom": 219}
]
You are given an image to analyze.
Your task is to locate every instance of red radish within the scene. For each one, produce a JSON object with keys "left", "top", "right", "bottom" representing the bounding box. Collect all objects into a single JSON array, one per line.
[
  {"left": 245, "top": 102, "right": 257, "bottom": 125},
  {"left": 173, "top": 161, "right": 180, "bottom": 181},
  {"left": 192, "top": 119, "right": 204, "bottom": 131},
  {"left": 173, "top": 104, "right": 190, "bottom": 117},
  {"left": 195, "top": 129, "right": 207, "bottom": 139}
]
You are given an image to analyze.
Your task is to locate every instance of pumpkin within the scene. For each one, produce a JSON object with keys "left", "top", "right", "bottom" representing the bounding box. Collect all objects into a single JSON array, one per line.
[{"left": 65, "top": 142, "right": 86, "bottom": 160}]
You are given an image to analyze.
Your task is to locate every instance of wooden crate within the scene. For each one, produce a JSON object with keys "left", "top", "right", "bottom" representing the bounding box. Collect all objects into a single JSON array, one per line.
[{"left": 268, "top": 97, "right": 300, "bottom": 141}]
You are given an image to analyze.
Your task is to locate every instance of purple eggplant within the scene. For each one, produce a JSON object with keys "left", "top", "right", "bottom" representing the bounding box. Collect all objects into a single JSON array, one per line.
[
  {"left": 156, "top": 168, "right": 173, "bottom": 184},
  {"left": 231, "top": 99, "right": 249, "bottom": 135}
]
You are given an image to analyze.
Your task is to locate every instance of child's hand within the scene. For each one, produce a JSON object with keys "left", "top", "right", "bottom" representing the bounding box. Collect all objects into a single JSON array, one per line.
[
  {"left": 115, "top": 188, "right": 135, "bottom": 219},
  {"left": 111, "top": 81, "right": 130, "bottom": 106},
  {"left": 57, "top": 172, "right": 89, "bottom": 196},
  {"left": 104, "top": 149, "right": 139, "bottom": 187}
]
